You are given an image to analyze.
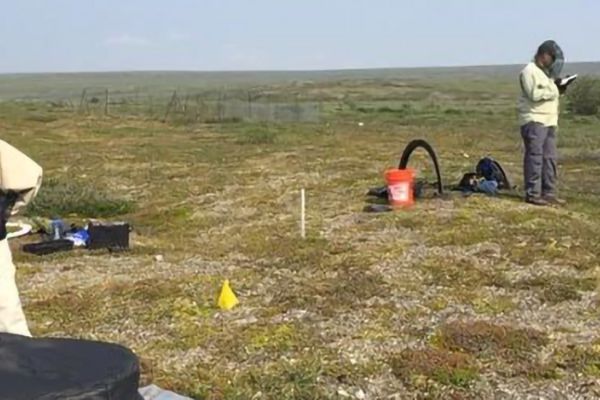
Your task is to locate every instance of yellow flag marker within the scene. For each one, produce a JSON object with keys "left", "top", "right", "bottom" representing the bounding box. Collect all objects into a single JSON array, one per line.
[{"left": 217, "top": 279, "right": 239, "bottom": 310}]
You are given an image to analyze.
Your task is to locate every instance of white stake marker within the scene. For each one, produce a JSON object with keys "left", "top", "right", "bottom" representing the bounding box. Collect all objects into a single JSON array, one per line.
[{"left": 300, "top": 188, "right": 306, "bottom": 239}]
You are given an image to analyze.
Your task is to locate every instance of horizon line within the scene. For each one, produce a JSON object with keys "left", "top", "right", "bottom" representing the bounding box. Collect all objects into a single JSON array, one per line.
[{"left": 2, "top": 59, "right": 599, "bottom": 76}]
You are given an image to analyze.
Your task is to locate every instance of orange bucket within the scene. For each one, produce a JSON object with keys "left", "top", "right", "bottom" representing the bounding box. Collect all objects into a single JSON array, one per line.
[{"left": 385, "top": 168, "right": 415, "bottom": 207}]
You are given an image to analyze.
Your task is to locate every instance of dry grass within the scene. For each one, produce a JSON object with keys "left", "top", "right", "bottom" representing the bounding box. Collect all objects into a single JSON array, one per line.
[{"left": 3, "top": 76, "right": 600, "bottom": 398}]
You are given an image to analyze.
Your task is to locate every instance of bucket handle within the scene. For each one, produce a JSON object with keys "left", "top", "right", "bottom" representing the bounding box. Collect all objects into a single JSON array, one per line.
[{"left": 398, "top": 139, "right": 444, "bottom": 195}]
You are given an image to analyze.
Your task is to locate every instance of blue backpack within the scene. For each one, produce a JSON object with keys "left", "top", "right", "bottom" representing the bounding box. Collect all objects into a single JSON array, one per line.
[{"left": 475, "top": 157, "right": 511, "bottom": 190}]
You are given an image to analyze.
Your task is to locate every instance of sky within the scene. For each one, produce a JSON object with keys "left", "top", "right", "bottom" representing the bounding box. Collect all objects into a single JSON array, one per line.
[{"left": 1, "top": 0, "right": 599, "bottom": 73}]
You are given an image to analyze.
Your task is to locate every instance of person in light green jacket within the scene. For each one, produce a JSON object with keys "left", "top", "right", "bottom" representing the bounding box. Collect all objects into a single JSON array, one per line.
[{"left": 518, "top": 40, "right": 570, "bottom": 206}]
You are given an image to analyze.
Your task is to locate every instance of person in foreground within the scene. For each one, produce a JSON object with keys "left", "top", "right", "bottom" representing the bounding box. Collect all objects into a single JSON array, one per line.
[
  {"left": 518, "top": 40, "right": 570, "bottom": 206},
  {"left": 0, "top": 140, "right": 43, "bottom": 336}
]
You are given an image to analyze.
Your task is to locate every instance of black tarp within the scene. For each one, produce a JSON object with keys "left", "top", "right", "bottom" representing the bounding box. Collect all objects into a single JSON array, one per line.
[{"left": 0, "top": 333, "right": 142, "bottom": 400}]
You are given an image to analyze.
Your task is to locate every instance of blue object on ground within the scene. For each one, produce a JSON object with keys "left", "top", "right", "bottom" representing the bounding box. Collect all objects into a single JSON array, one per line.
[
  {"left": 476, "top": 179, "right": 499, "bottom": 195},
  {"left": 65, "top": 228, "right": 90, "bottom": 247},
  {"left": 50, "top": 218, "right": 66, "bottom": 240},
  {"left": 139, "top": 385, "right": 193, "bottom": 400}
]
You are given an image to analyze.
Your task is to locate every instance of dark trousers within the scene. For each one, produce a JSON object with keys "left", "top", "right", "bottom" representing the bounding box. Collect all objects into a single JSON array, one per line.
[{"left": 520, "top": 122, "right": 557, "bottom": 199}]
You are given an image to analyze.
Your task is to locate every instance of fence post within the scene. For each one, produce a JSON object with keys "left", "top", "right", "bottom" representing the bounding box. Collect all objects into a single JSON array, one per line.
[
  {"left": 163, "top": 90, "right": 178, "bottom": 122},
  {"left": 295, "top": 93, "right": 301, "bottom": 121},
  {"left": 217, "top": 90, "right": 224, "bottom": 122},
  {"left": 79, "top": 89, "right": 87, "bottom": 114},
  {"left": 183, "top": 94, "right": 189, "bottom": 113},
  {"left": 247, "top": 91, "right": 252, "bottom": 121}
]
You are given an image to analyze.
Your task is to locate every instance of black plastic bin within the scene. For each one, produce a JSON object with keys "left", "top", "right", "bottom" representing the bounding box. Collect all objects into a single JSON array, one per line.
[
  {"left": 0, "top": 333, "right": 142, "bottom": 399},
  {"left": 87, "top": 221, "right": 130, "bottom": 250}
]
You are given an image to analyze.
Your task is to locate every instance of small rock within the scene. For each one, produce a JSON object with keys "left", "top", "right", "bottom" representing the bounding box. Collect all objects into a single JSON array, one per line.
[
  {"left": 154, "top": 255, "right": 164, "bottom": 262},
  {"left": 234, "top": 316, "right": 258, "bottom": 326},
  {"left": 355, "top": 389, "right": 366, "bottom": 399},
  {"left": 271, "top": 309, "right": 308, "bottom": 323},
  {"left": 337, "top": 389, "right": 351, "bottom": 398}
]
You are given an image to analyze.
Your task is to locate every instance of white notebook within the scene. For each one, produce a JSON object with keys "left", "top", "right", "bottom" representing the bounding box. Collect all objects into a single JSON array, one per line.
[{"left": 559, "top": 74, "right": 578, "bottom": 86}]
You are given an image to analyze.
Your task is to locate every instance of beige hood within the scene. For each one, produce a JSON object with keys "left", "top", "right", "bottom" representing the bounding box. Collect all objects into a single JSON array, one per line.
[{"left": 0, "top": 140, "right": 43, "bottom": 214}]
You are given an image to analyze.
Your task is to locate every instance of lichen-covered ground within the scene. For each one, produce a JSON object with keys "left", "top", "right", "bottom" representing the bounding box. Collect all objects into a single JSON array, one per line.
[{"left": 3, "top": 77, "right": 600, "bottom": 399}]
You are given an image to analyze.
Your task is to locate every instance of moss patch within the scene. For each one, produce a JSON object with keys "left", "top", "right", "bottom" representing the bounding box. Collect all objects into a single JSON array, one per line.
[
  {"left": 434, "top": 321, "right": 548, "bottom": 361},
  {"left": 390, "top": 348, "right": 479, "bottom": 388}
]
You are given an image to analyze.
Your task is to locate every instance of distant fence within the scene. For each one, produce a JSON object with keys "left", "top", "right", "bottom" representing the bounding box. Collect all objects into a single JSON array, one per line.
[
  {"left": 214, "top": 100, "right": 320, "bottom": 123},
  {"left": 69, "top": 88, "right": 321, "bottom": 123}
]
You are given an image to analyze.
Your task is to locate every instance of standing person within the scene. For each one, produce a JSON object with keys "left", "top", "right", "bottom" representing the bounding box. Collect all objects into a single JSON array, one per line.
[
  {"left": 0, "top": 140, "right": 43, "bottom": 336},
  {"left": 518, "top": 40, "right": 570, "bottom": 206}
]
